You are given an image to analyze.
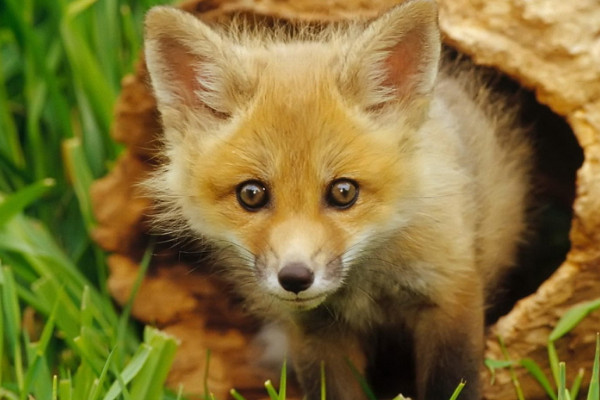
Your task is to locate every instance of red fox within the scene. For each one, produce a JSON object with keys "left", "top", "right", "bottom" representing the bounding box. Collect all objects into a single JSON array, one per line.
[{"left": 143, "top": 0, "right": 531, "bottom": 398}]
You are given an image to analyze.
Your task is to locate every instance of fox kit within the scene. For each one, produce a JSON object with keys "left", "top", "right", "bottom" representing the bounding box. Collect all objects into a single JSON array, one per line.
[{"left": 143, "top": 0, "right": 531, "bottom": 398}]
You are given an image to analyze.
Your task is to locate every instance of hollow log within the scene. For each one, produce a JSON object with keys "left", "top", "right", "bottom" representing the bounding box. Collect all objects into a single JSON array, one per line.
[{"left": 91, "top": 0, "right": 600, "bottom": 398}]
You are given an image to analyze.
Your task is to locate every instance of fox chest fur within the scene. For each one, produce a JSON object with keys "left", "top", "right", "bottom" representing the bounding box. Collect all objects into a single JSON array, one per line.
[{"left": 143, "top": 0, "right": 531, "bottom": 399}]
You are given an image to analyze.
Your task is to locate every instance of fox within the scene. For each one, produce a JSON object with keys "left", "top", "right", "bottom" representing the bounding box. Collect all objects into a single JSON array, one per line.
[{"left": 142, "top": 0, "right": 532, "bottom": 399}]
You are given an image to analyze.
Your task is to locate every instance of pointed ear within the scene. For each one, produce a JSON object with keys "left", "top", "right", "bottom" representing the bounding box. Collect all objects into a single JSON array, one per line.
[
  {"left": 341, "top": 0, "right": 440, "bottom": 114},
  {"left": 144, "top": 7, "right": 232, "bottom": 125}
]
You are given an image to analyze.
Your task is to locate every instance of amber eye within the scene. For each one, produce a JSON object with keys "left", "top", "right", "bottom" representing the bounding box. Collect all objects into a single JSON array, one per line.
[
  {"left": 326, "top": 178, "right": 359, "bottom": 209},
  {"left": 236, "top": 180, "right": 269, "bottom": 211}
]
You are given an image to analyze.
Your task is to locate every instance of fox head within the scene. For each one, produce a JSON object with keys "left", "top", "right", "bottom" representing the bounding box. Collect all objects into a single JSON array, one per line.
[{"left": 144, "top": 0, "right": 440, "bottom": 312}]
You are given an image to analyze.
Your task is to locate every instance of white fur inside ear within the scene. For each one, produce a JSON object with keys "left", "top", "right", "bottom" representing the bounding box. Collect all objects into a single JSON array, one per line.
[{"left": 340, "top": 0, "right": 441, "bottom": 110}]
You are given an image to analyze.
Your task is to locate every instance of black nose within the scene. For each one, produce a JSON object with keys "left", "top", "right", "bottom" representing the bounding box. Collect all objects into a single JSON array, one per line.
[{"left": 278, "top": 263, "right": 314, "bottom": 294}]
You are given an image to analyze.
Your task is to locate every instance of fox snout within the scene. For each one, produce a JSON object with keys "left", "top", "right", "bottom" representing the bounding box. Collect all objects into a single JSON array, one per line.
[{"left": 254, "top": 217, "right": 349, "bottom": 309}]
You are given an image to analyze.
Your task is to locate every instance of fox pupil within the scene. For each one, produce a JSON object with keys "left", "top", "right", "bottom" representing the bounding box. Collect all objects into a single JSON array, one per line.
[{"left": 236, "top": 180, "right": 268, "bottom": 211}]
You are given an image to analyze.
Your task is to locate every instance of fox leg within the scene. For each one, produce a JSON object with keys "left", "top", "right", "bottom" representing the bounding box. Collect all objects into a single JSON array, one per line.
[
  {"left": 412, "top": 291, "right": 484, "bottom": 400},
  {"left": 290, "top": 331, "right": 368, "bottom": 400}
]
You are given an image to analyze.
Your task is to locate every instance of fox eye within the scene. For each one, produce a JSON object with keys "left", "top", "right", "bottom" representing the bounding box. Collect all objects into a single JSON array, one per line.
[
  {"left": 326, "top": 178, "right": 359, "bottom": 209},
  {"left": 236, "top": 180, "right": 269, "bottom": 211}
]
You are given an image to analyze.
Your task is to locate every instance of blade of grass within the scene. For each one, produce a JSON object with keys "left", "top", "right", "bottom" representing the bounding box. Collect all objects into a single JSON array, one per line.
[
  {"left": 549, "top": 341, "right": 561, "bottom": 389},
  {"left": 0, "top": 265, "right": 3, "bottom": 388},
  {"left": 449, "top": 381, "right": 466, "bottom": 400},
  {"left": 520, "top": 358, "right": 557, "bottom": 400},
  {"left": 485, "top": 358, "right": 515, "bottom": 385},
  {"left": 60, "top": 15, "right": 115, "bottom": 135},
  {"left": 321, "top": 361, "right": 326, "bottom": 400},
  {"left": 346, "top": 358, "right": 376, "bottom": 400},
  {"left": 230, "top": 388, "right": 247, "bottom": 400},
  {"left": 59, "top": 378, "right": 73, "bottom": 400},
  {"left": 62, "top": 137, "right": 96, "bottom": 232},
  {"left": 92, "top": 0, "right": 120, "bottom": 91},
  {"left": 129, "top": 327, "right": 179, "bottom": 400},
  {"left": 88, "top": 348, "right": 115, "bottom": 400},
  {"left": 22, "top": 293, "right": 60, "bottom": 398},
  {"left": 102, "top": 344, "right": 152, "bottom": 400},
  {"left": 71, "top": 363, "right": 93, "bottom": 400},
  {"left": 115, "top": 239, "right": 154, "bottom": 366},
  {"left": 62, "top": 138, "right": 108, "bottom": 294},
  {"left": 204, "top": 349, "right": 212, "bottom": 399},
  {"left": 52, "top": 375, "right": 58, "bottom": 400},
  {"left": 264, "top": 380, "right": 279, "bottom": 400},
  {"left": 587, "top": 334, "right": 599, "bottom": 400},
  {"left": 175, "top": 384, "right": 184, "bottom": 400},
  {"left": 550, "top": 300, "right": 600, "bottom": 342},
  {"left": 571, "top": 368, "right": 585, "bottom": 400},
  {"left": 0, "top": 152, "right": 31, "bottom": 190},
  {"left": 558, "top": 362, "right": 567, "bottom": 400},
  {"left": 498, "top": 336, "right": 525, "bottom": 400},
  {"left": 0, "top": 178, "right": 55, "bottom": 225},
  {"left": 0, "top": 265, "right": 25, "bottom": 392},
  {"left": 0, "top": 51, "right": 24, "bottom": 168},
  {"left": 278, "top": 359, "right": 287, "bottom": 400}
]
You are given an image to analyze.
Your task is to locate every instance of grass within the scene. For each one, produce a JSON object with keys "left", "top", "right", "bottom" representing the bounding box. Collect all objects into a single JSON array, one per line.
[
  {"left": 0, "top": 0, "right": 598, "bottom": 399},
  {"left": 0, "top": 0, "right": 182, "bottom": 398},
  {"left": 486, "top": 300, "right": 600, "bottom": 400}
]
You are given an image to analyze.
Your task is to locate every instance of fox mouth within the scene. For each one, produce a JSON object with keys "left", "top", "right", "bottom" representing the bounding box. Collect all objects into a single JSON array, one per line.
[{"left": 274, "top": 294, "right": 327, "bottom": 310}]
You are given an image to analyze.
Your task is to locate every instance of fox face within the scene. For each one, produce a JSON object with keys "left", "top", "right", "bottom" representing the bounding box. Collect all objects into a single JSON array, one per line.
[
  {"left": 177, "top": 81, "right": 418, "bottom": 310},
  {"left": 144, "top": 2, "right": 439, "bottom": 312}
]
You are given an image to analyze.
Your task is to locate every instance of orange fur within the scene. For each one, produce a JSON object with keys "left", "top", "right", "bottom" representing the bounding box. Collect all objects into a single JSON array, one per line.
[{"left": 143, "top": 1, "right": 532, "bottom": 398}]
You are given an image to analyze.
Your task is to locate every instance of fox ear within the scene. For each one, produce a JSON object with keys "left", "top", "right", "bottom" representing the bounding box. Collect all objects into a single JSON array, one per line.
[
  {"left": 341, "top": 0, "right": 440, "bottom": 114},
  {"left": 144, "top": 7, "right": 233, "bottom": 126}
]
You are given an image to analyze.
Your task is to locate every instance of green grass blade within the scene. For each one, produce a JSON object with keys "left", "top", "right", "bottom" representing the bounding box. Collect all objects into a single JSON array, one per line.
[
  {"left": 498, "top": 336, "right": 525, "bottom": 400},
  {"left": 0, "top": 265, "right": 24, "bottom": 392},
  {"left": 520, "top": 358, "right": 557, "bottom": 400},
  {"left": 0, "top": 52, "right": 24, "bottom": 168},
  {"left": 129, "top": 327, "right": 179, "bottom": 400},
  {"left": 485, "top": 358, "right": 514, "bottom": 385},
  {"left": 102, "top": 344, "right": 152, "bottom": 400},
  {"left": 264, "top": 380, "right": 279, "bottom": 400},
  {"left": 321, "top": 361, "right": 326, "bottom": 400},
  {"left": 550, "top": 300, "right": 600, "bottom": 342},
  {"left": 558, "top": 362, "right": 567, "bottom": 400},
  {"left": 62, "top": 138, "right": 95, "bottom": 232},
  {"left": 22, "top": 293, "right": 60, "bottom": 397},
  {"left": 175, "top": 385, "right": 185, "bottom": 400},
  {"left": 571, "top": 368, "right": 585, "bottom": 400},
  {"left": 0, "top": 178, "right": 55, "bottom": 225},
  {"left": 449, "top": 381, "right": 466, "bottom": 400},
  {"left": 59, "top": 378, "right": 73, "bottom": 400},
  {"left": 88, "top": 349, "right": 115, "bottom": 400},
  {"left": 115, "top": 240, "right": 154, "bottom": 366},
  {"left": 587, "top": 334, "right": 599, "bottom": 400},
  {"left": 65, "top": 0, "right": 99, "bottom": 18},
  {"left": 346, "top": 358, "right": 376, "bottom": 400},
  {"left": 0, "top": 275, "right": 2, "bottom": 389},
  {"left": 204, "top": 349, "right": 212, "bottom": 399},
  {"left": 278, "top": 359, "right": 287, "bottom": 400},
  {"left": 549, "top": 341, "right": 561, "bottom": 389},
  {"left": 230, "top": 388, "right": 248, "bottom": 400},
  {"left": 60, "top": 16, "right": 115, "bottom": 134},
  {"left": 72, "top": 363, "right": 96, "bottom": 400},
  {"left": 52, "top": 375, "right": 58, "bottom": 400}
]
